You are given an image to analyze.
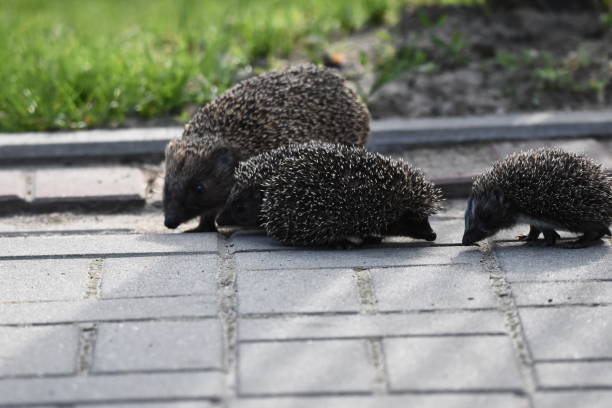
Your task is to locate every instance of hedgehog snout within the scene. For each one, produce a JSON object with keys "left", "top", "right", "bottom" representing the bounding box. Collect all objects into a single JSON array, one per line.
[{"left": 164, "top": 215, "right": 181, "bottom": 229}]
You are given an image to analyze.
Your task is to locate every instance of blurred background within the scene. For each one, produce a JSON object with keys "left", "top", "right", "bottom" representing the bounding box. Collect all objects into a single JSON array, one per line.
[{"left": 1, "top": 0, "right": 611, "bottom": 132}]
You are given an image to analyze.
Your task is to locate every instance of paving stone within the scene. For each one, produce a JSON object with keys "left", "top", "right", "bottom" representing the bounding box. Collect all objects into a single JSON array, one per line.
[
  {"left": 534, "top": 391, "right": 612, "bottom": 408},
  {"left": 239, "top": 311, "right": 505, "bottom": 340},
  {"left": 536, "top": 361, "right": 612, "bottom": 388},
  {"left": 519, "top": 306, "right": 612, "bottom": 359},
  {"left": 492, "top": 138, "right": 612, "bottom": 169},
  {"left": 94, "top": 320, "right": 222, "bottom": 372},
  {"left": 0, "top": 258, "right": 90, "bottom": 302},
  {"left": 0, "top": 326, "right": 79, "bottom": 376},
  {"left": 495, "top": 242, "right": 612, "bottom": 281},
  {"left": 392, "top": 143, "right": 499, "bottom": 179},
  {"left": 0, "top": 372, "right": 224, "bottom": 404},
  {"left": 33, "top": 166, "right": 145, "bottom": 205},
  {"left": 235, "top": 246, "right": 481, "bottom": 271},
  {"left": 238, "top": 268, "right": 360, "bottom": 314},
  {"left": 233, "top": 395, "right": 529, "bottom": 408},
  {"left": 0, "top": 233, "right": 217, "bottom": 257},
  {"left": 239, "top": 340, "right": 373, "bottom": 394},
  {"left": 101, "top": 254, "right": 217, "bottom": 298},
  {"left": 384, "top": 336, "right": 523, "bottom": 390},
  {"left": 0, "top": 170, "right": 26, "bottom": 208},
  {"left": 0, "top": 296, "right": 217, "bottom": 325},
  {"left": 512, "top": 281, "right": 612, "bottom": 306},
  {"left": 370, "top": 264, "right": 496, "bottom": 311}
]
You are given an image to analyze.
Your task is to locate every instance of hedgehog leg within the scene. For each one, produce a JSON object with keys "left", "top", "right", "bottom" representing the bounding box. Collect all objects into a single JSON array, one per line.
[
  {"left": 363, "top": 236, "right": 383, "bottom": 246},
  {"left": 518, "top": 225, "right": 541, "bottom": 242},
  {"left": 542, "top": 229, "right": 560, "bottom": 246}
]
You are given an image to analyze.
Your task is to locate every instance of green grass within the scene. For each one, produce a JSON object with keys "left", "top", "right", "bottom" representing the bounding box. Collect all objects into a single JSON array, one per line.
[{"left": 1, "top": 0, "right": 419, "bottom": 132}]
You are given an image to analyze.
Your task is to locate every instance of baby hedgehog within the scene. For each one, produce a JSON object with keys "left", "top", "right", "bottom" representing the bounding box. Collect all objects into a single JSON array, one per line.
[
  {"left": 163, "top": 64, "right": 370, "bottom": 232},
  {"left": 462, "top": 148, "right": 612, "bottom": 248},
  {"left": 219, "top": 143, "right": 441, "bottom": 247}
]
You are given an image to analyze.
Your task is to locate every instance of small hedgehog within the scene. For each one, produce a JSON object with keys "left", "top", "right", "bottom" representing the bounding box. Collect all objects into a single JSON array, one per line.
[
  {"left": 462, "top": 148, "right": 612, "bottom": 248},
  {"left": 221, "top": 143, "right": 441, "bottom": 247},
  {"left": 163, "top": 64, "right": 370, "bottom": 231}
]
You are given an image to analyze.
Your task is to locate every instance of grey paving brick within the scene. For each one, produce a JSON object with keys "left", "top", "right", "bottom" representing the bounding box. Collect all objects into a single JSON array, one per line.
[
  {"left": 384, "top": 336, "right": 523, "bottom": 390},
  {"left": 495, "top": 243, "right": 612, "bottom": 281},
  {"left": 240, "top": 311, "right": 505, "bottom": 341},
  {"left": 0, "top": 326, "right": 79, "bottom": 376},
  {"left": 0, "top": 296, "right": 217, "bottom": 325},
  {"left": 0, "top": 258, "right": 90, "bottom": 302},
  {"left": 519, "top": 306, "right": 612, "bottom": 359},
  {"left": 534, "top": 391, "right": 612, "bottom": 408},
  {"left": 101, "top": 254, "right": 217, "bottom": 298},
  {"left": 513, "top": 281, "right": 612, "bottom": 306},
  {"left": 235, "top": 246, "right": 481, "bottom": 271},
  {"left": 370, "top": 264, "right": 496, "bottom": 311},
  {"left": 238, "top": 268, "right": 360, "bottom": 314},
  {"left": 0, "top": 233, "right": 217, "bottom": 257},
  {"left": 233, "top": 395, "right": 529, "bottom": 408},
  {"left": 393, "top": 143, "right": 499, "bottom": 179},
  {"left": 239, "top": 340, "right": 373, "bottom": 394},
  {"left": 537, "top": 361, "right": 612, "bottom": 388},
  {"left": 33, "top": 166, "right": 145, "bottom": 203},
  {"left": 0, "top": 170, "right": 26, "bottom": 202},
  {"left": 0, "top": 372, "right": 224, "bottom": 404},
  {"left": 94, "top": 320, "right": 222, "bottom": 372}
]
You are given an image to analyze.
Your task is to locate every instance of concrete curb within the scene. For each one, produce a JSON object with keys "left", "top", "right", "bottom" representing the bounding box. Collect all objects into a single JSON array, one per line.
[{"left": 2, "top": 110, "right": 611, "bottom": 163}]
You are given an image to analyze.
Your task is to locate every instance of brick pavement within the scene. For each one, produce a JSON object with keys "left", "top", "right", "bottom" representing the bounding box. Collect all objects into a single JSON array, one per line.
[{"left": 0, "top": 204, "right": 610, "bottom": 407}]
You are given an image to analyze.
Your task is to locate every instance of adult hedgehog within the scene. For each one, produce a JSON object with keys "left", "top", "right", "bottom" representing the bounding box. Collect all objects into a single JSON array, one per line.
[{"left": 163, "top": 64, "right": 370, "bottom": 231}]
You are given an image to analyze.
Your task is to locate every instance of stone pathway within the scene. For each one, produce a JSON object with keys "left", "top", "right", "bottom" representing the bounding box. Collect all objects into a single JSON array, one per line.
[{"left": 1, "top": 201, "right": 610, "bottom": 407}]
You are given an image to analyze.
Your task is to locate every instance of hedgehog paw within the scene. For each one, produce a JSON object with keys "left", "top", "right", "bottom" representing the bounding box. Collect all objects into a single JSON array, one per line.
[{"left": 518, "top": 225, "right": 541, "bottom": 242}]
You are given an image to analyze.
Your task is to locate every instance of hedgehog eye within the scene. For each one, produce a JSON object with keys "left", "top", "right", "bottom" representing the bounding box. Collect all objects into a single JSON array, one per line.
[{"left": 192, "top": 184, "right": 206, "bottom": 194}]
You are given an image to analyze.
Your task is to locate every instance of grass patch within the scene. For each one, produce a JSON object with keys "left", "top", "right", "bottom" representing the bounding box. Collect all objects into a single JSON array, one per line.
[{"left": 1, "top": 0, "right": 417, "bottom": 132}]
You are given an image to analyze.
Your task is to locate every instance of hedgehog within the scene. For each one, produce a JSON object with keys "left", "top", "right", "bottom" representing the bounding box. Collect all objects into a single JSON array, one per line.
[
  {"left": 218, "top": 143, "right": 441, "bottom": 247},
  {"left": 163, "top": 64, "right": 370, "bottom": 232},
  {"left": 462, "top": 148, "right": 612, "bottom": 248}
]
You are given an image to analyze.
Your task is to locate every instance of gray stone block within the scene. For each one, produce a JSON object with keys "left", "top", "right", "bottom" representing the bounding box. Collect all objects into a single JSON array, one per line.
[
  {"left": 495, "top": 243, "right": 612, "bottom": 281},
  {"left": 0, "top": 258, "right": 90, "bottom": 302},
  {"left": 384, "top": 336, "right": 523, "bottom": 390},
  {"left": 239, "top": 340, "right": 374, "bottom": 394},
  {"left": 239, "top": 312, "right": 505, "bottom": 341},
  {"left": 233, "top": 395, "right": 529, "bottom": 408},
  {"left": 0, "top": 372, "right": 224, "bottom": 404},
  {"left": 512, "top": 281, "right": 612, "bottom": 306},
  {"left": 235, "top": 246, "right": 481, "bottom": 271},
  {"left": 370, "top": 264, "right": 496, "bottom": 311},
  {"left": 0, "top": 326, "right": 79, "bottom": 376},
  {"left": 537, "top": 361, "right": 612, "bottom": 388},
  {"left": 93, "top": 320, "right": 223, "bottom": 372},
  {"left": 238, "top": 268, "right": 360, "bottom": 314},
  {"left": 0, "top": 170, "right": 26, "bottom": 214},
  {"left": 519, "top": 306, "right": 612, "bottom": 359},
  {"left": 0, "top": 233, "right": 217, "bottom": 257},
  {"left": 0, "top": 296, "right": 217, "bottom": 325},
  {"left": 101, "top": 254, "right": 218, "bottom": 298},
  {"left": 534, "top": 392, "right": 612, "bottom": 408}
]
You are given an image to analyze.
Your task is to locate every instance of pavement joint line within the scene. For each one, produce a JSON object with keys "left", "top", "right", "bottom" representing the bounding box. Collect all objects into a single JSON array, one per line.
[
  {"left": 0, "top": 315, "right": 220, "bottom": 328},
  {"left": 517, "top": 303, "right": 612, "bottom": 309},
  {"left": 481, "top": 240, "right": 536, "bottom": 407},
  {"left": 353, "top": 268, "right": 378, "bottom": 315},
  {"left": 237, "top": 388, "right": 528, "bottom": 398},
  {"left": 237, "top": 333, "right": 508, "bottom": 344},
  {"left": 237, "top": 391, "right": 373, "bottom": 398},
  {"left": 85, "top": 258, "right": 104, "bottom": 299},
  {"left": 238, "top": 307, "right": 500, "bottom": 319},
  {"left": 0, "top": 250, "right": 217, "bottom": 261},
  {"left": 537, "top": 386, "right": 612, "bottom": 392},
  {"left": 76, "top": 324, "right": 97, "bottom": 375},
  {"left": 0, "top": 397, "right": 223, "bottom": 408},
  {"left": 508, "top": 278, "right": 612, "bottom": 284},
  {"left": 239, "top": 262, "right": 474, "bottom": 272},
  {"left": 0, "top": 229, "right": 136, "bottom": 237},
  {"left": 89, "top": 367, "right": 227, "bottom": 376},
  {"left": 535, "top": 357, "right": 612, "bottom": 363},
  {"left": 216, "top": 235, "right": 239, "bottom": 405},
  {"left": 23, "top": 169, "right": 34, "bottom": 202},
  {"left": 0, "top": 292, "right": 214, "bottom": 305}
]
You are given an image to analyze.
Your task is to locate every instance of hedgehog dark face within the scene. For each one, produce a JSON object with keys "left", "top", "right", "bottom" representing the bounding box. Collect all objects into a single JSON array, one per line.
[
  {"left": 163, "top": 145, "right": 238, "bottom": 229},
  {"left": 462, "top": 188, "right": 515, "bottom": 245},
  {"left": 215, "top": 185, "right": 264, "bottom": 231},
  {"left": 386, "top": 211, "right": 437, "bottom": 241}
]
